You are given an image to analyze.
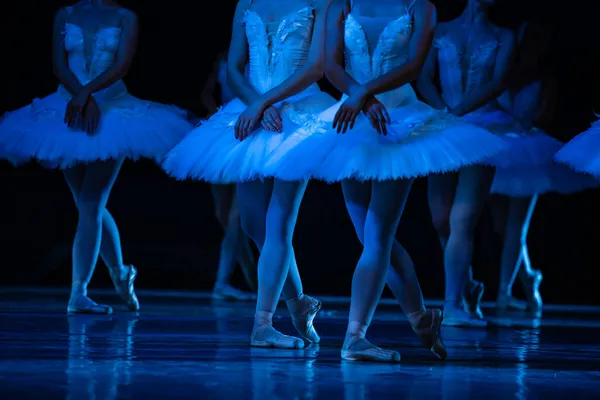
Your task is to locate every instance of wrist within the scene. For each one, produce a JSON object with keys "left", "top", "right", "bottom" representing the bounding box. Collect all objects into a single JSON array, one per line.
[{"left": 350, "top": 84, "right": 368, "bottom": 99}]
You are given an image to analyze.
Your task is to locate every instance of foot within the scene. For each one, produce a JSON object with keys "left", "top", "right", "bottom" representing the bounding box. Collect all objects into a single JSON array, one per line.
[
  {"left": 67, "top": 294, "right": 112, "bottom": 315},
  {"left": 110, "top": 265, "right": 140, "bottom": 311},
  {"left": 496, "top": 293, "right": 528, "bottom": 311},
  {"left": 412, "top": 308, "right": 447, "bottom": 360},
  {"left": 287, "top": 295, "right": 322, "bottom": 344},
  {"left": 462, "top": 280, "right": 485, "bottom": 319},
  {"left": 212, "top": 284, "right": 257, "bottom": 301},
  {"left": 442, "top": 308, "right": 487, "bottom": 328},
  {"left": 522, "top": 270, "right": 543, "bottom": 311},
  {"left": 341, "top": 334, "right": 401, "bottom": 362},
  {"left": 250, "top": 324, "right": 305, "bottom": 349}
]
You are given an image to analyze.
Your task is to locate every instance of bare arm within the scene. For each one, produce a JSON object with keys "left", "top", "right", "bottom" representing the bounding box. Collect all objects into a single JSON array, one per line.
[
  {"left": 324, "top": 0, "right": 361, "bottom": 95},
  {"left": 79, "top": 10, "right": 139, "bottom": 95},
  {"left": 227, "top": 1, "right": 261, "bottom": 105},
  {"left": 361, "top": 0, "right": 437, "bottom": 97},
  {"left": 52, "top": 8, "right": 85, "bottom": 95},
  {"left": 451, "top": 28, "right": 516, "bottom": 116},
  {"left": 254, "top": 0, "right": 331, "bottom": 108},
  {"left": 416, "top": 35, "right": 447, "bottom": 110}
]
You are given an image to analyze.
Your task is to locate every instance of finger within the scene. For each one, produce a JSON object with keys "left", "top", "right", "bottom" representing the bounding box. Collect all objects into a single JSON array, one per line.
[
  {"left": 333, "top": 108, "right": 344, "bottom": 130},
  {"left": 349, "top": 110, "right": 359, "bottom": 130},
  {"left": 366, "top": 112, "right": 380, "bottom": 133},
  {"left": 336, "top": 110, "right": 347, "bottom": 133},
  {"left": 382, "top": 106, "right": 391, "bottom": 124},
  {"left": 341, "top": 114, "right": 351, "bottom": 134},
  {"left": 264, "top": 114, "right": 277, "bottom": 131},
  {"left": 243, "top": 119, "right": 251, "bottom": 138},
  {"left": 271, "top": 112, "right": 283, "bottom": 131},
  {"left": 235, "top": 119, "right": 241, "bottom": 139},
  {"left": 92, "top": 113, "right": 99, "bottom": 134},
  {"left": 375, "top": 109, "right": 387, "bottom": 135},
  {"left": 261, "top": 120, "right": 270, "bottom": 131}
]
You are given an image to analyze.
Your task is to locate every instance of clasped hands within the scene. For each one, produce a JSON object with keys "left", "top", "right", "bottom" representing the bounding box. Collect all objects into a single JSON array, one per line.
[{"left": 64, "top": 87, "right": 100, "bottom": 134}]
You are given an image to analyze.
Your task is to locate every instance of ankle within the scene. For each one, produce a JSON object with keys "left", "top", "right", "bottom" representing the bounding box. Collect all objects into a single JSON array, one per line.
[
  {"left": 347, "top": 321, "right": 368, "bottom": 339},
  {"left": 254, "top": 310, "right": 274, "bottom": 328},
  {"left": 406, "top": 307, "right": 427, "bottom": 328},
  {"left": 286, "top": 293, "right": 306, "bottom": 313},
  {"left": 71, "top": 282, "right": 87, "bottom": 297}
]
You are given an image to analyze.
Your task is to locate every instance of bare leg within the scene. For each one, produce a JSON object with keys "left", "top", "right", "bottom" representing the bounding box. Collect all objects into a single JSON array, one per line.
[
  {"left": 496, "top": 196, "right": 530, "bottom": 310},
  {"left": 342, "top": 179, "right": 413, "bottom": 362},
  {"left": 429, "top": 173, "right": 484, "bottom": 319},
  {"left": 341, "top": 180, "right": 446, "bottom": 359},
  {"left": 442, "top": 166, "right": 494, "bottom": 327},
  {"left": 211, "top": 184, "right": 256, "bottom": 300},
  {"left": 65, "top": 159, "right": 129, "bottom": 314},
  {"left": 238, "top": 180, "right": 320, "bottom": 348},
  {"left": 517, "top": 195, "right": 543, "bottom": 311},
  {"left": 64, "top": 162, "right": 139, "bottom": 312}
]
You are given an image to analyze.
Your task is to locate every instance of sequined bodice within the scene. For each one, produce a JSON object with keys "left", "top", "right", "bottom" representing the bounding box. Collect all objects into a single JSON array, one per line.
[
  {"left": 343, "top": 10, "right": 417, "bottom": 107},
  {"left": 436, "top": 35, "right": 499, "bottom": 109},
  {"left": 243, "top": 6, "right": 316, "bottom": 94},
  {"left": 64, "top": 23, "right": 121, "bottom": 86}
]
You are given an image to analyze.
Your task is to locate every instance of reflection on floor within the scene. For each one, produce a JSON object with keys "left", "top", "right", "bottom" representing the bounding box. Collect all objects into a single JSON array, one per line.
[{"left": 0, "top": 288, "right": 599, "bottom": 399}]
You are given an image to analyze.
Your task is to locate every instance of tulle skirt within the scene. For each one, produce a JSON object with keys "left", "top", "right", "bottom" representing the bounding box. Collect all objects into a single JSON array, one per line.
[
  {"left": 554, "top": 120, "right": 600, "bottom": 179},
  {"left": 0, "top": 82, "right": 193, "bottom": 169},
  {"left": 461, "top": 108, "right": 598, "bottom": 196},
  {"left": 162, "top": 86, "right": 337, "bottom": 183},
  {"left": 263, "top": 99, "right": 508, "bottom": 182}
]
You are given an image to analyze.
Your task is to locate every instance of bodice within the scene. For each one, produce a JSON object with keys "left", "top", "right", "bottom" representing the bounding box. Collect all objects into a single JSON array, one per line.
[
  {"left": 435, "top": 35, "right": 499, "bottom": 109},
  {"left": 343, "top": 10, "right": 417, "bottom": 108},
  {"left": 59, "top": 16, "right": 126, "bottom": 99},
  {"left": 243, "top": 6, "right": 318, "bottom": 95}
]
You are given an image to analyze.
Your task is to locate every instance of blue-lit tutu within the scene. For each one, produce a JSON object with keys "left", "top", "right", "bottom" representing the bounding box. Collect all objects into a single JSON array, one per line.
[
  {"left": 461, "top": 108, "right": 598, "bottom": 196},
  {"left": 554, "top": 119, "right": 600, "bottom": 179},
  {"left": 263, "top": 97, "right": 508, "bottom": 182},
  {"left": 162, "top": 86, "right": 337, "bottom": 183},
  {"left": 0, "top": 82, "right": 192, "bottom": 169}
]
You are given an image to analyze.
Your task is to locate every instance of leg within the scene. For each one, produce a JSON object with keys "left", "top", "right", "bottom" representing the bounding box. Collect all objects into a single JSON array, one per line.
[
  {"left": 229, "top": 194, "right": 259, "bottom": 292},
  {"left": 64, "top": 161, "right": 139, "bottom": 311},
  {"left": 496, "top": 196, "right": 531, "bottom": 310},
  {"left": 443, "top": 166, "right": 494, "bottom": 327},
  {"left": 342, "top": 180, "right": 446, "bottom": 359},
  {"left": 211, "top": 184, "right": 256, "bottom": 300},
  {"left": 342, "top": 179, "right": 414, "bottom": 362},
  {"left": 517, "top": 195, "right": 543, "bottom": 311},
  {"left": 64, "top": 159, "right": 124, "bottom": 314},
  {"left": 429, "top": 172, "right": 484, "bottom": 319}
]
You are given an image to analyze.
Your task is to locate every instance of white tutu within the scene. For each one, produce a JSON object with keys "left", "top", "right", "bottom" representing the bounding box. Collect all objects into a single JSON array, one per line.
[
  {"left": 458, "top": 108, "right": 598, "bottom": 196},
  {"left": 162, "top": 87, "right": 337, "bottom": 183},
  {"left": 0, "top": 83, "right": 192, "bottom": 169},
  {"left": 263, "top": 99, "right": 508, "bottom": 182},
  {"left": 554, "top": 120, "right": 600, "bottom": 179}
]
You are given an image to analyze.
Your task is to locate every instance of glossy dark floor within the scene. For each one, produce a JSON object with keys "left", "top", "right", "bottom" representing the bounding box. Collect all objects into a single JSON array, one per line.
[{"left": 1, "top": 288, "right": 599, "bottom": 399}]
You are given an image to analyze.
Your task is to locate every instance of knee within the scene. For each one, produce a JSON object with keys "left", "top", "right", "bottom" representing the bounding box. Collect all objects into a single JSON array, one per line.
[
  {"left": 449, "top": 210, "right": 479, "bottom": 238},
  {"left": 240, "top": 212, "right": 265, "bottom": 246},
  {"left": 431, "top": 214, "right": 450, "bottom": 238},
  {"left": 77, "top": 195, "right": 106, "bottom": 222}
]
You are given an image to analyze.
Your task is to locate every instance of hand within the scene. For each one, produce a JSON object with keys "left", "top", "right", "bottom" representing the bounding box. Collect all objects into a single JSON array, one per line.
[
  {"left": 235, "top": 100, "right": 266, "bottom": 141},
  {"left": 362, "top": 97, "right": 391, "bottom": 135},
  {"left": 333, "top": 87, "right": 368, "bottom": 134},
  {"left": 82, "top": 96, "right": 100, "bottom": 134},
  {"left": 64, "top": 88, "right": 91, "bottom": 127},
  {"left": 260, "top": 106, "right": 283, "bottom": 132},
  {"left": 448, "top": 105, "right": 466, "bottom": 117}
]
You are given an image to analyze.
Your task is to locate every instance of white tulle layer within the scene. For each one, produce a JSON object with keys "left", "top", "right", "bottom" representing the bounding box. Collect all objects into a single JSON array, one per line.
[
  {"left": 460, "top": 109, "right": 598, "bottom": 196},
  {"left": 0, "top": 89, "right": 192, "bottom": 169},
  {"left": 554, "top": 120, "right": 600, "bottom": 179},
  {"left": 263, "top": 100, "right": 508, "bottom": 182},
  {"left": 162, "top": 89, "right": 337, "bottom": 183}
]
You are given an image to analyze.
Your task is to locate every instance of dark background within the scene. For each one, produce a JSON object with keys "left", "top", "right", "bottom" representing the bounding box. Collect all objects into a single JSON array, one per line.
[{"left": 1, "top": 0, "right": 599, "bottom": 305}]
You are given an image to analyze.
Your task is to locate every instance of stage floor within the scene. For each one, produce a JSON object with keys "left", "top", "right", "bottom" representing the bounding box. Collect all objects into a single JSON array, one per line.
[{"left": 0, "top": 288, "right": 599, "bottom": 399}]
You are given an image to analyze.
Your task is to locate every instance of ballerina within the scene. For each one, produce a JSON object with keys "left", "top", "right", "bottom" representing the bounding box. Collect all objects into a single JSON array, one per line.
[
  {"left": 264, "top": 0, "right": 507, "bottom": 361},
  {"left": 200, "top": 52, "right": 258, "bottom": 300},
  {"left": 0, "top": 0, "right": 193, "bottom": 314},
  {"left": 163, "top": 0, "right": 338, "bottom": 348}
]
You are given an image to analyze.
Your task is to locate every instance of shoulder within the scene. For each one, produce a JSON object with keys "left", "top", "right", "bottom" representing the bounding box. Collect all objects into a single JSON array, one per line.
[
  {"left": 117, "top": 8, "right": 139, "bottom": 26},
  {"left": 54, "top": 6, "right": 70, "bottom": 22},
  {"left": 495, "top": 26, "right": 516, "bottom": 45}
]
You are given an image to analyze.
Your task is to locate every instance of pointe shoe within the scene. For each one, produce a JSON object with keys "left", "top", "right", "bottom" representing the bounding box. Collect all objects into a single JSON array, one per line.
[
  {"left": 522, "top": 270, "right": 543, "bottom": 312},
  {"left": 341, "top": 336, "right": 401, "bottom": 363},
  {"left": 462, "top": 280, "right": 485, "bottom": 319},
  {"left": 211, "top": 284, "right": 257, "bottom": 301},
  {"left": 289, "top": 295, "right": 322, "bottom": 344},
  {"left": 110, "top": 265, "right": 140, "bottom": 311},
  {"left": 67, "top": 294, "right": 113, "bottom": 315},
  {"left": 413, "top": 309, "right": 447, "bottom": 360},
  {"left": 496, "top": 293, "right": 528, "bottom": 311},
  {"left": 442, "top": 308, "right": 487, "bottom": 328},
  {"left": 250, "top": 325, "right": 305, "bottom": 349}
]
